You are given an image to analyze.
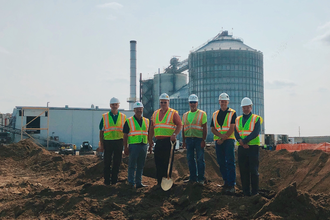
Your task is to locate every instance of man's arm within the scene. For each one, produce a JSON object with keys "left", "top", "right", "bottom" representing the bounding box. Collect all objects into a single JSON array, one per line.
[
  {"left": 172, "top": 112, "right": 182, "bottom": 142},
  {"left": 123, "top": 133, "right": 129, "bottom": 155},
  {"left": 242, "top": 119, "right": 261, "bottom": 145},
  {"left": 99, "top": 130, "right": 104, "bottom": 151},
  {"left": 182, "top": 124, "right": 186, "bottom": 148},
  {"left": 201, "top": 123, "right": 207, "bottom": 148},
  {"left": 148, "top": 120, "right": 154, "bottom": 153},
  {"left": 210, "top": 118, "right": 227, "bottom": 139}
]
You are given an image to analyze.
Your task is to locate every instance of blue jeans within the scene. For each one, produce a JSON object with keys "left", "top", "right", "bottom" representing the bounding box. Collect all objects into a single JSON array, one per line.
[
  {"left": 186, "top": 137, "right": 205, "bottom": 182},
  {"left": 128, "top": 143, "right": 148, "bottom": 186},
  {"left": 215, "top": 139, "right": 236, "bottom": 186}
]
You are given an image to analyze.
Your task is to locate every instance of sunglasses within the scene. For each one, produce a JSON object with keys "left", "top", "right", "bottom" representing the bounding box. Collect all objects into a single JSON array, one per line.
[
  {"left": 189, "top": 102, "right": 197, "bottom": 104},
  {"left": 160, "top": 102, "right": 168, "bottom": 104}
]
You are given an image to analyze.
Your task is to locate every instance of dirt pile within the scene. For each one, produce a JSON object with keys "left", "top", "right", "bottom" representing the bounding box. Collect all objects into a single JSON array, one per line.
[{"left": 1, "top": 140, "right": 330, "bottom": 219}]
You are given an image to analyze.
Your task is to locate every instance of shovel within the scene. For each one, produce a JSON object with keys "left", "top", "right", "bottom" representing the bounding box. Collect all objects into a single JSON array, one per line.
[{"left": 161, "top": 141, "right": 176, "bottom": 191}]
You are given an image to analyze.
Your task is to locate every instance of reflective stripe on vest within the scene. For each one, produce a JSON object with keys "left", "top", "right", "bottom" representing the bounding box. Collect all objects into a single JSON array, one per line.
[
  {"left": 213, "top": 108, "right": 236, "bottom": 140},
  {"left": 103, "top": 112, "right": 126, "bottom": 140},
  {"left": 183, "top": 110, "right": 205, "bottom": 138},
  {"left": 127, "top": 116, "right": 149, "bottom": 144},
  {"left": 153, "top": 108, "right": 177, "bottom": 137},
  {"left": 235, "top": 114, "right": 260, "bottom": 145}
]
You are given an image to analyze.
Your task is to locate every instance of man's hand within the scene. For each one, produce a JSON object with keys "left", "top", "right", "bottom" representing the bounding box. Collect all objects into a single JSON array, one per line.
[
  {"left": 243, "top": 144, "right": 249, "bottom": 149},
  {"left": 239, "top": 139, "right": 244, "bottom": 146},
  {"left": 170, "top": 134, "right": 176, "bottom": 142},
  {"left": 217, "top": 139, "right": 224, "bottom": 145},
  {"left": 201, "top": 140, "right": 206, "bottom": 148},
  {"left": 218, "top": 134, "right": 228, "bottom": 139},
  {"left": 182, "top": 142, "right": 186, "bottom": 149},
  {"left": 148, "top": 140, "right": 154, "bottom": 154},
  {"left": 99, "top": 144, "right": 104, "bottom": 152},
  {"left": 124, "top": 146, "right": 129, "bottom": 156}
]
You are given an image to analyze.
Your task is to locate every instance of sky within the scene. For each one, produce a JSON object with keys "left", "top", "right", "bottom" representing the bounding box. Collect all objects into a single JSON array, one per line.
[{"left": 1, "top": 0, "right": 330, "bottom": 137}]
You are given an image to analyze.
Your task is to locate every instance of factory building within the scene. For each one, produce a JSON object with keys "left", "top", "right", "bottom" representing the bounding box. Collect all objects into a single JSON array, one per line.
[
  {"left": 8, "top": 106, "right": 134, "bottom": 149},
  {"left": 142, "top": 31, "right": 264, "bottom": 141}
]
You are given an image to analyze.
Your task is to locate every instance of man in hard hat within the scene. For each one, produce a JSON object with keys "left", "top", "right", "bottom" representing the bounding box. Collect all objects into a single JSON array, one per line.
[
  {"left": 182, "top": 94, "right": 207, "bottom": 185},
  {"left": 148, "top": 93, "right": 182, "bottom": 187},
  {"left": 73, "top": 144, "right": 76, "bottom": 155},
  {"left": 235, "top": 97, "right": 262, "bottom": 196},
  {"left": 99, "top": 97, "right": 126, "bottom": 185},
  {"left": 123, "top": 102, "right": 150, "bottom": 189},
  {"left": 211, "top": 92, "right": 237, "bottom": 193}
]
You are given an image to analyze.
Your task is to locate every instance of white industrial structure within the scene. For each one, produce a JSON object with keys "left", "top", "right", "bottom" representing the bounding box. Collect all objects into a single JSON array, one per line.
[{"left": 9, "top": 106, "right": 134, "bottom": 149}]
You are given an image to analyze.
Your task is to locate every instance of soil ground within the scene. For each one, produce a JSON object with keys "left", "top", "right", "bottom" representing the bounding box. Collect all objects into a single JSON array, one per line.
[{"left": 1, "top": 139, "right": 330, "bottom": 219}]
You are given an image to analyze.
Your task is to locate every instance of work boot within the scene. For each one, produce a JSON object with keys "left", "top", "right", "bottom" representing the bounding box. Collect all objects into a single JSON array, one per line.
[
  {"left": 136, "top": 183, "right": 148, "bottom": 189},
  {"left": 226, "top": 186, "right": 236, "bottom": 193},
  {"left": 104, "top": 179, "right": 110, "bottom": 186},
  {"left": 197, "top": 181, "right": 204, "bottom": 186}
]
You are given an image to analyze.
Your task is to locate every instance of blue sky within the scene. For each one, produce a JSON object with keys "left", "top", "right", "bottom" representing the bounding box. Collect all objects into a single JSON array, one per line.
[{"left": 1, "top": 0, "right": 330, "bottom": 137}]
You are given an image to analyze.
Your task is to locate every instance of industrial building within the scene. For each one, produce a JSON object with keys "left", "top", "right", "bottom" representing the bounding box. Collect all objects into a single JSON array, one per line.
[
  {"left": 6, "top": 106, "right": 134, "bottom": 149},
  {"left": 142, "top": 31, "right": 265, "bottom": 141}
]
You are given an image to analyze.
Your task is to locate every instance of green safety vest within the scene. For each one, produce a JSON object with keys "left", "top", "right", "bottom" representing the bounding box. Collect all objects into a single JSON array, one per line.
[
  {"left": 235, "top": 114, "right": 262, "bottom": 146},
  {"left": 102, "top": 112, "right": 126, "bottom": 140},
  {"left": 182, "top": 110, "right": 206, "bottom": 138},
  {"left": 213, "top": 108, "right": 236, "bottom": 140},
  {"left": 127, "top": 116, "right": 149, "bottom": 144},
  {"left": 152, "top": 108, "right": 177, "bottom": 137}
]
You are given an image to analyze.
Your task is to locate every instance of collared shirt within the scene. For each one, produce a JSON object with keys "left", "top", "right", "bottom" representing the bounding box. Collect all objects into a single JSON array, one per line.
[
  {"left": 99, "top": 111, "right": 120, "bottom": 131},
  {"left": 234, "top": 112, "right": 261, "bottom": 144},
  {"left": 210, "top": 107, "right": 237, "bottom": 128},
  {"left": 123, "top": 115, "right": 151, "bottom": 134}
]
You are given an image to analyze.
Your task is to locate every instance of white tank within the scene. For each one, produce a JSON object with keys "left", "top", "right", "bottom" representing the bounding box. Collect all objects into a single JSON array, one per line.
[{"left": 153, "top": 73, "right": 187, "bottom": 111}]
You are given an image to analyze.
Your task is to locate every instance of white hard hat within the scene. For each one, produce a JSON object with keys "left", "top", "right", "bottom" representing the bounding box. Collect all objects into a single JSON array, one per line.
[
  {"left": 219, "top": 93, "right": 229, "bottom": 101},
  {"left": 241, "top": 97, "right": 253, "bottom": 107},
  {"left": 188, "top": 94, "right": 198, "bottom": 102},
  {"left": 133, "top": 101, "right": 144, "bottom": 109},
  {"left": 110, "top": 97, "right": 120, "bottom": 104},
  {"left": 159, "top": 93, "right": 170, "bottom": 100}
]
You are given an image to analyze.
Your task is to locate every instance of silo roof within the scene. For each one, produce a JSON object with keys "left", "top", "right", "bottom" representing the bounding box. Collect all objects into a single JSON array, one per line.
[{"left": 194, "top": 31, "right": 256, "bottom": 52}]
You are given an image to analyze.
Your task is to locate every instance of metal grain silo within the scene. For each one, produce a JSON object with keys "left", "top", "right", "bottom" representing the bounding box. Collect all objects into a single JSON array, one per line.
[{"left": 189, "top": 31, "right": 264, "bottom": 140}]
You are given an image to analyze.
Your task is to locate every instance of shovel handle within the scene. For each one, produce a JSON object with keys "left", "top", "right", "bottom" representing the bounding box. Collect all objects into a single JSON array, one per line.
[{"left": 166, "top": 141, "right": 176, "bottom": 178}]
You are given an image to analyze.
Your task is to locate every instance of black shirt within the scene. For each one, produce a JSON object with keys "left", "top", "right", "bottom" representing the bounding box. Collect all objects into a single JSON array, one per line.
[
  {"left": 234, "top": 112, "right": 261, "bottom": 145},
  {"left": 123, "top": 115, "right": 150, "bottom": 134},
  {"left": 210, "top": 107, "right": 237, "bottom": 127}
]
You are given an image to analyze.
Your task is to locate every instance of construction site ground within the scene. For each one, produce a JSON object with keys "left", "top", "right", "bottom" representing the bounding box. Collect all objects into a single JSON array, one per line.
[{"left": 1, "top": 139, "right": 330, "bottom": 219}]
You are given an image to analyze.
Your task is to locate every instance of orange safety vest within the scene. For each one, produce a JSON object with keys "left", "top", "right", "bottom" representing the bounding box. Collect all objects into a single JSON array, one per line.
[
  {"left": 102, "top": 112, "right": 126, "bottom": 140},
  {"left": 235, "top": 114, "right": 262, "bottom": 146},
  {"left": 152, "top": 108, "right": 177, "bottom": 137},
  {"left": 182, "top": 110, "right": 206, "bottom": 138},
  {"left": 127, "top": 116, "right": 149, "bottom": 144},
  {"left": 212, "top": 108, "right": 236, "bottom": 140}
]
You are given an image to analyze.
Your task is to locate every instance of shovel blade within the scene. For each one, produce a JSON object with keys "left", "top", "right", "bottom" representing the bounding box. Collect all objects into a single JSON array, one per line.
[{"left": 161, "top": 177, "right": 173, "bottom": 191}]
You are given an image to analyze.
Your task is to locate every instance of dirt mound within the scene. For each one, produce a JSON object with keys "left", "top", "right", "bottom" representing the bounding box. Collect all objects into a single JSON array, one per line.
[{"left": 2, "top": 141, "right": 330, "bottom": 219}]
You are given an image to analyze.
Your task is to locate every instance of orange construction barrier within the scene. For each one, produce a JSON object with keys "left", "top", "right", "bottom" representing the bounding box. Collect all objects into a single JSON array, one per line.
[{"left": 276, "top": 142, "right": 330, "bottom": 152}]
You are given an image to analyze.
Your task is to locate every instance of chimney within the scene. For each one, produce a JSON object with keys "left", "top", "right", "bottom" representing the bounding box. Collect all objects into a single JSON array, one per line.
[{"left": 128, "top": 40, "right": 137, "bottom": 110}]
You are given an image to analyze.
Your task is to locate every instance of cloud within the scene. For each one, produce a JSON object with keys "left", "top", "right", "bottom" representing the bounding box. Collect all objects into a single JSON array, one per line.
[
  {"left": 312, "top": 30, "right": 330, "bottom": 45},
  {"left": 318, "top": 21, "right": 330, "bottom": 30},
  {"left": 96, "top": 2, "right": 123, "bottom": 10},
  {"left": 265, "top": 80, "right": 296, "bottom": 90},
  {"left": 0, "top": 46, "right": 10, "bottom": 54},
  {"left": 317, "top": 87, "right": 329, "bottom": 93},
  {"left": 107, "top": 15, "right": 117, "bottom": 20}
]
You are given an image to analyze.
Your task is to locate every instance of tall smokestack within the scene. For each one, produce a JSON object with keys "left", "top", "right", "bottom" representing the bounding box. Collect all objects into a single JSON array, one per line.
[{"left": 128, "top": 40, "right": 137, "bottom": 110}]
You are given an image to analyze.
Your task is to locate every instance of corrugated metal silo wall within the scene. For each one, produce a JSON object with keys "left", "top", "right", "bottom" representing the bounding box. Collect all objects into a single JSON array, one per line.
[
  {"left": 141, "top": 79, "right": 154, "bottom": 119},
  {"left": 188, "top": 49, "right": 264, "bottom": 141}
]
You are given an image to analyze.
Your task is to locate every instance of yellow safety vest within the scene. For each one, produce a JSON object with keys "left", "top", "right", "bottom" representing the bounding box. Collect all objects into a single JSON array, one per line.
[
  {"left": 152, "top": 108, "right": 177, "bottom": 137},
  {"left": 213, "top": 108, "right": 236, "bottom": 140},
  {"left": 182, "top": 110, "right": 206, "bottom": 138},
  {"left": 102, "top": 112, "right": 126, "bottom": 140},
  {"left": 127, "top": 116, "right": 149, "bottom": 144},
  {"left": 235, "top": 114, "right": 262, "bottom": 146}
]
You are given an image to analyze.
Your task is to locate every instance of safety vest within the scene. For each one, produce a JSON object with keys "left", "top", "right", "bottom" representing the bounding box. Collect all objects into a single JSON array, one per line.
[
  {"left": 102, "top": 112, "right": 126, "bottom": 140},
  {"left": 182, "top": 110, "right": 206, "bottom": 138},
  {"left": 127, "top": 116, "right": 149, "bottom": 144},
  {"left": 152, "top": 108, "right": 177, "bottom": 137},
  {"left": 235, "top": 114, "right": 262, "bottom": 146},
  {"left": 212, "top": 108, "right": 236, "bottom": 140}
]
